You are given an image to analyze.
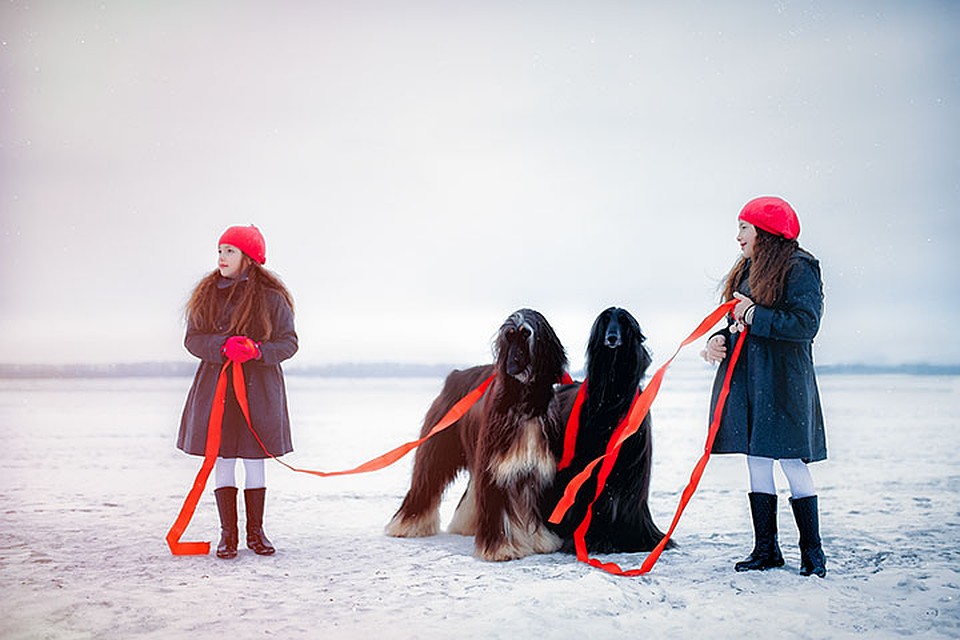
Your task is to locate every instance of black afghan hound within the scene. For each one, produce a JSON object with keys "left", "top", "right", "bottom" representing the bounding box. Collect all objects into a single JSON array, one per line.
[
  {"left": 543, "top": 307, "right": 671, "bottom": 554},
  {"left": 386, "top": 309, "right": 568, "bottom": 561}
]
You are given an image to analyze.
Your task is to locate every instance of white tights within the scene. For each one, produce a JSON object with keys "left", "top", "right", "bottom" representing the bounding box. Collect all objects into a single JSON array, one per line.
[
  {"left": 214, "top": 457, "right": 266, "bottom": 490},
  {"left": 746, "top": 455, "right": 816, "bottom": 498}
]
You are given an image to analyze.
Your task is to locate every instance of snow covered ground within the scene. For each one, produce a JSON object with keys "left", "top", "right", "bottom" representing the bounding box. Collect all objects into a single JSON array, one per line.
[{"left": 1, "top": 363, "right": 958, "bottom": 639}]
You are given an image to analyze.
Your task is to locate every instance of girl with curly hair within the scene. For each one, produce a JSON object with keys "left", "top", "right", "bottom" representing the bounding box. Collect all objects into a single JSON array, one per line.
[{"left": 177, "top": 225, "right": 297, "bottom": 559}]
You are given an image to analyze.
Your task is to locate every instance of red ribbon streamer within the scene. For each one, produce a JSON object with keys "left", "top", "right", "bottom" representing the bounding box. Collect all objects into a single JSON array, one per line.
[
  {"left": 165, "top": 296, "right": 735, "bottom": 567},
  {"left": 548, "top": 300, "right": 743, "bottom": 576},
  {"left": 238, "top": 373, "right": 496, "bottom": 478},
  {"left": 166, "top": 361, "right": 230, "bottom": 555},
  {"left": 557, "top": 382, "right": 588, "bottom": 471},
  {"left": 166, "top": 365, "right": 495, "bottom": 554}
]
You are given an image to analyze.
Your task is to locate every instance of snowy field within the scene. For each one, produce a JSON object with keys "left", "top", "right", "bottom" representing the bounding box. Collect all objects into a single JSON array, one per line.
[{"left": 1, "top": 363, "right": 958, "bottom": 639}]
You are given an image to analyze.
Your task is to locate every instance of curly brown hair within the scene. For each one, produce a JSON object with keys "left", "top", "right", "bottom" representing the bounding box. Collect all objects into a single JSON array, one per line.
[
  {"left": 721, "top": 228, "right": 806, "bottom": 306},
  {"left": 185, "top": 259, "right": 294, "bottom": 342}
]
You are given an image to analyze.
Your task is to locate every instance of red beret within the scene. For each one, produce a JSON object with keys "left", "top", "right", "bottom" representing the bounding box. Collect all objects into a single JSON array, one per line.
[
  {"left": 738, "top": 196, "right": 800, "bottom": 240},
  {"left": 219, "top": 225, "right": 266, "bottom": 265}
]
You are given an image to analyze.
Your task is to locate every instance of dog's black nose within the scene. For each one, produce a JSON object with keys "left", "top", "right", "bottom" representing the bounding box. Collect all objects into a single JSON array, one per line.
[{"left": 605, "top": 332, "right": 621, "bottom": 348}]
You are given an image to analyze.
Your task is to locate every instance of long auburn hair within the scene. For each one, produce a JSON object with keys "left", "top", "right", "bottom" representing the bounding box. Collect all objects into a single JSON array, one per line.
[
  {"left": 721, "top": 228, "right": 811, "bottom": 306},
  {"left": 185, "top": 259, "right": 294, "bottom": 342}
]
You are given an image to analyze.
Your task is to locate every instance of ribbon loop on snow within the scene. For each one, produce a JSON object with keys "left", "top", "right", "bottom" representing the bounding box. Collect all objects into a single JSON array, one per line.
[{"left": 549, "top": 300, "right": 743, "bottom": 576}]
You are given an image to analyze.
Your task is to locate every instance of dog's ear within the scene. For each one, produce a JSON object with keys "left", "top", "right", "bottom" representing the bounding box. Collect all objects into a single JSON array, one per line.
[
  {"left": 530, "top": 310, "right": 567, "bottom": 382},
  {"left": 638, "top": 340, "right": 653, "bottom": 377},
  {"left": 492, "top": 322, "right": 508, "bottom": 374},
  {"left": 620, "top": 309, "right": 653, "bottom": 377},
  {"left": 587, "top": 308, "right": 614, "bottom": 355},
  {"left": 492, "top": 312, "right": 518, "bottom": 363}
]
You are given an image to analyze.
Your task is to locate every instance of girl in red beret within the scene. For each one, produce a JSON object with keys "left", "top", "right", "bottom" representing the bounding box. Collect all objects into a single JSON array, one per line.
[
  {"left": 177, "top": 224, "right": 298, "bottom": 559},
  {"left": 701, "top": 197, "right": 827, "bottom": 577}
]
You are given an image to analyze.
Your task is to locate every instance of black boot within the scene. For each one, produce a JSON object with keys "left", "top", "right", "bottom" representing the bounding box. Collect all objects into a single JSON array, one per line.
[
  {"left": 244, "top": 488, "right": 276, "bottom": 556},
  {"left": 214, "top": 487, "right": 239, "bottom": 559},
  {"left": 790, "top": 495, "right": 827, "bottom": 577},
  {"left": 735, "top": 492, "right": 785, "bottom": 572}
]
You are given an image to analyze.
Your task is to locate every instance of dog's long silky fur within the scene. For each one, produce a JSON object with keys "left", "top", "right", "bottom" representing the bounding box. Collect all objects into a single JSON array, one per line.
[
  {"left": 385, "top": 309, "right": 568, "bottom": 561},
  {"left": 543, "top": 307, "right": 672, "bottom": 554}
]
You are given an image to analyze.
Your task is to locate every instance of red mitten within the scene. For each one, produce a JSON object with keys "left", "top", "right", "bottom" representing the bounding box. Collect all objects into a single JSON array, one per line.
[{"left": 221, "top": 335, "right": 261, "bottom": 363}]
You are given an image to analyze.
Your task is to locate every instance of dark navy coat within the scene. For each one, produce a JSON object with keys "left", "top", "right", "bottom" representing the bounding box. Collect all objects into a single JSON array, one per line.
[
  {"left": 177, "top": 277, "right": 298, "bottom": 458},
  {"left": 709, "top": 251, "right": 827, "bottom": 462}
]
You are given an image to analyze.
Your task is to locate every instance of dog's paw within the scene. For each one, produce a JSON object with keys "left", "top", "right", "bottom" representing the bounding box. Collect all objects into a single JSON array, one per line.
[
  {"left": 446, "top": 517, "right": 477, "bottom": 536},
  {"left": 476, "top": 539, "right": 525, "bottom": 562},
  {"left": 532, "top": 527, "right": 563, "bottom": 554},
  {"left": 447, "top": 481, "right": 478, "bottom": 536},
  {"left": 384, "top": 511, "right": 440, "bottom": 538}
]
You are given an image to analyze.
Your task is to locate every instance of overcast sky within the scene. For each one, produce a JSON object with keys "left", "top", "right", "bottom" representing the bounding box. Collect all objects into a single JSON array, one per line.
[{"left": 2, "top": 1, "right": 958, "bottom": 370}]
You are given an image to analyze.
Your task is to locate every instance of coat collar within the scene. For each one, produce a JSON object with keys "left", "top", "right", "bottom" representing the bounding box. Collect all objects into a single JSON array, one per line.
[{"left": 217, "top": 273, "right": 250, "bottom": 289}]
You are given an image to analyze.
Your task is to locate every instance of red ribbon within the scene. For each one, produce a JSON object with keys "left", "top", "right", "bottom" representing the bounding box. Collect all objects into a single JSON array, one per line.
[
  {"left": 166, "top": 296, "right": 737, "bottom": 568},
  {"left": 548, "top": 300, "right": 743, "bottom": 576},
  {"left": 239, "top": 373, "right": 496, "bottom": 478},
  {"left": 557, "top": 382, "right": 588, "bottom": 471},
  {"left": 166, "top": 364, "right": 495, "bottom": 554},
  {"left": 166, "top": 361, "right": 231, "bottom": 555}
]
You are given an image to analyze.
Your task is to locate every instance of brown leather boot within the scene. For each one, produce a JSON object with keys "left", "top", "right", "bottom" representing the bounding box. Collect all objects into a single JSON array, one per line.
[
  {"left": 214, "top": 487, "right": 239, "bottom": 559},
  {"left": 244, "top": 488, "right": 276, "bottom": 555}
]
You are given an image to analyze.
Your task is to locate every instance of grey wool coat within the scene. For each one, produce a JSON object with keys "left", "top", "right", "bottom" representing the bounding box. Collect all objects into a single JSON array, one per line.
[
  {"left": 177, "top": 277, "right": 298, "bottom": 459},
  {"left": 709, "top": 251, "right": 827, "bottom": 462}
]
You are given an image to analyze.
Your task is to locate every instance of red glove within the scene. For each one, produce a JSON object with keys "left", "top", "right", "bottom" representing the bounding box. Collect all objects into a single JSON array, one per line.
[{"left": 221, "top": 335, "right": 261, "bottom": 363}]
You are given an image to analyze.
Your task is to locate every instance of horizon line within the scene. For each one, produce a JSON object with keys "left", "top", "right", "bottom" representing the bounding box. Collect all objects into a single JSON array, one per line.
[{"left": 1, "top": 360, "right": 959, "bottom": 379}]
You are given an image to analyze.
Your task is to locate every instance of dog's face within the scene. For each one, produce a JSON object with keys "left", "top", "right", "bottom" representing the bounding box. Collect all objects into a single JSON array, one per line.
[
  {"left": 502, "top": 311, "right": 535, "bottom": 381},
  {"left": 586, "top": 307, "right": 652, "bottom": 382},
  {"left": 494, "top": 309, "right": 567, "bottom": 384}
]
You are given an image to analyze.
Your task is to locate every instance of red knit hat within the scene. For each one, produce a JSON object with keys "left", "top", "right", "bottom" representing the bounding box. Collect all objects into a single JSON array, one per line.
[
  {"left": 218, "top": 224, "right": 266, "bottom": 265},
  {"left": 738, "top": 196, "right": 800, "bottom": 240}
]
